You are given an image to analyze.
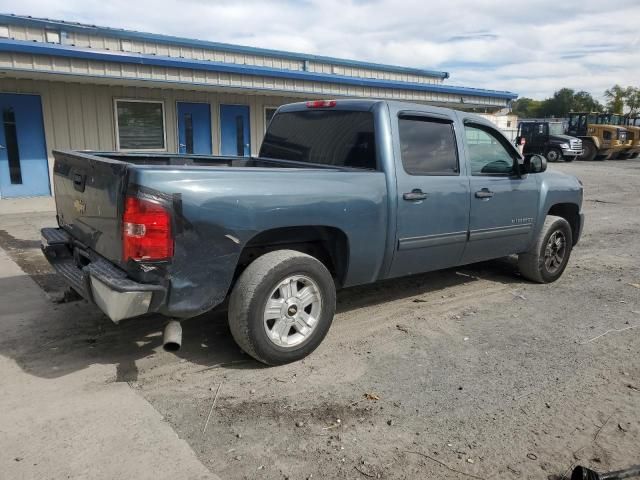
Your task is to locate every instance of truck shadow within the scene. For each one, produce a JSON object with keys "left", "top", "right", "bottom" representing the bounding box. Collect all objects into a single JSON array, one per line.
[{"left": 0, "top": 257, "right": 524, "bottom": 381}]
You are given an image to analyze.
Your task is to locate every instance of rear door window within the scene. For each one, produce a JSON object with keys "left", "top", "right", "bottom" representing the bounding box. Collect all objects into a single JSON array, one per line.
[
  {"left": 398, "top": 116, "right": 459, "bottom": 175},
  {"left": 260, "top": 110, "right": 376, "bottom": 170}
]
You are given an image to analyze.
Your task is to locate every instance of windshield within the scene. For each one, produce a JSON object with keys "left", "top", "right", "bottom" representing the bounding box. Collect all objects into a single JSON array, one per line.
[
  {"left": 548, "top": 123, "right": 565, "bottom": 135},
  {"left": 260, "top": 110, "right": 377, "bottom": 169},
  {"left": 611, "top": 115, "right": 623, "bottom": 126}
]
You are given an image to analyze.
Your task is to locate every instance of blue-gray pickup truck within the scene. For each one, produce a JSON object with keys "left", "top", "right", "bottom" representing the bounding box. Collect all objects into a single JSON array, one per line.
[{"left": 41, "top": 99, "right": 584, "bottom": 365}]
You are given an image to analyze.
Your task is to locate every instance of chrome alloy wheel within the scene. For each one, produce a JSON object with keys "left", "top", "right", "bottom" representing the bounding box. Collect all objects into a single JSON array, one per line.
[
  {"left": 544, "top": 230, "right": 566, "bottom": 274},
  {"left": 263, "top": 275, "right": 322, "bottom": 348}
]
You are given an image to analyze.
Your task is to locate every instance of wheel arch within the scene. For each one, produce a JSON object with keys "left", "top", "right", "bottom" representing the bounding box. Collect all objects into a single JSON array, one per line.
[
  {"left": 547, "top": 203, "right": 580, "bottom": 245},
  {"left": 234, "top": 225, "right": 350, "bottom": 288}
]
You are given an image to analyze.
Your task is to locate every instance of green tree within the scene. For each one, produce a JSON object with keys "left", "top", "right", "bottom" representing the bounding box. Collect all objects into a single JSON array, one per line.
[
  {"left": 511, "top": 97, "right": 543, "bottom": 117},
  {"left": 546, "top": 88, "right": 575, "bottom": 116},
  {"left": 624, "top": 86, "right": 640, "bottom": 115},
  {"left": 604, "top": 84, "right": 625, "bottom": 113},
  {"left": 572, "top": 91, "right": 603, "bottom": 112}
]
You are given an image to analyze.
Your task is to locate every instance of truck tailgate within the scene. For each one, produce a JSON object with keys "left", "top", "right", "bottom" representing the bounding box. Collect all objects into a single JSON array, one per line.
[{"left": 53, "top": 150, "right": 128, "bottom": 263}]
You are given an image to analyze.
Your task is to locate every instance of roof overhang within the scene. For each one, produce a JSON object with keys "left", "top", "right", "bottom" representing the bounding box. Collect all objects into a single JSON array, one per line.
[
  {"left": 0, "top": 13, "right": 450, "bottom": 80},
  {"left": 0, "top": 39, "right": 518, "bottom": 100}
]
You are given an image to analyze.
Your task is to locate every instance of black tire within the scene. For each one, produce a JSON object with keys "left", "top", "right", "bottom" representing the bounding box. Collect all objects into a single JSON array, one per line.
[
  {"left": 631, "top": 152, "right": 639, "bottom": 159},
  {"left": 580, "top": 141, "right": 597, "bottom": 161},
  {"left": 545, "top": 148, "right": 562, "bottom": 163},
  {"left": 228, "top": 250, "right": 336, "bottom": 365},
  {"left": 518, "top": 215, "right": 573, "bottom": 283},
  {"left": 564, "top": 156, "right": 575, "bottom": 163}
]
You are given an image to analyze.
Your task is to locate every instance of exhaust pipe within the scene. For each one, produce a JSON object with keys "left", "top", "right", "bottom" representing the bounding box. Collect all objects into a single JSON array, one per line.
[{"left": 163, "top": 320, "right": 182, "bottom": 352}]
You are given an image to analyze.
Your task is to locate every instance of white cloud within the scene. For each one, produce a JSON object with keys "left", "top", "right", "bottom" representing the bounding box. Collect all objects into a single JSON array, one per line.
[{"left": 2, "top": 0, "right": 639, "bottom": 99}]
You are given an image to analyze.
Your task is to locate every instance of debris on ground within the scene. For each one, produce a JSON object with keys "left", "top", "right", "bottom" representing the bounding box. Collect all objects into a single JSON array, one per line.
[
  {"left": 396, "top": 324, "right": 409, "bottom": 333},
  {"left": 202, "top": 382, "right": 223, "bottom": 435},
  {"left": 363, "top": 393, "right": 380, "bottom": 401}
]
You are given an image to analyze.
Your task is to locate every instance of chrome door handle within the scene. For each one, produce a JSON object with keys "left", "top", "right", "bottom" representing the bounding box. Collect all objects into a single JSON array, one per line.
[
  {"left": 0, "top": 145, "right": 5, "bottom": 149},
  {"left": 475, "top": 189, "right": 494, "bottom": 199},
  {"left": 403, "top": 189, "right": 428, "bottom": 201},
  {"left": 179, "top": 143, "right": 186, "bottom": 147}
]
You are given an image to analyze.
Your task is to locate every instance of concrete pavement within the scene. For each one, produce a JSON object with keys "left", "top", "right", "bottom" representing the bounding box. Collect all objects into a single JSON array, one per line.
[{"left": 0, "top": 247, "right": 220, "bottom": 480}]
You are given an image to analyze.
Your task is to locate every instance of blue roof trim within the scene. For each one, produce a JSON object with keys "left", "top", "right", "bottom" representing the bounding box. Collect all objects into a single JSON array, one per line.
[
  {"left": 0, "top": 39, "right": 518, "bottom": 100},
  {"left": 0, "top": 13, "right": 450, "bottom": 79}
]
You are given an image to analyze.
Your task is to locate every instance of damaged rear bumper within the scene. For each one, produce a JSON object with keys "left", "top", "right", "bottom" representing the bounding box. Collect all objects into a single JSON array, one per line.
[{"left": 41, "top": 228, "right": 166, "bottom": 323}]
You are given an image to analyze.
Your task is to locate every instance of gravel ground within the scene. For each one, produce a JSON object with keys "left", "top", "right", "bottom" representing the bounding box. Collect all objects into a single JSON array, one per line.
[{"left": 0, "top": 159, "right": 638, "bottom": 480}]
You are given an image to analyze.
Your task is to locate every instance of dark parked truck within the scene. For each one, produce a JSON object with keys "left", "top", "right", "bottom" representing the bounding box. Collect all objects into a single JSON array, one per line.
[
  {"left": 42, "top": 99, "right": 585, "bottom": 365},
  {"left": 516, "top": 121, "right": 583, "bottom": 162}
]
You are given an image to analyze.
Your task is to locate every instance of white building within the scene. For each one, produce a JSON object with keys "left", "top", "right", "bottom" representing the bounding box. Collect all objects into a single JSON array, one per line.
[{"left": 0, "top": 14, "right": 517, "bottom": 198}]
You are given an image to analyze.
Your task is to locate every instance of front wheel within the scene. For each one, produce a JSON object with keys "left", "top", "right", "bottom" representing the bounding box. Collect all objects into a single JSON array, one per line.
[
  {"left": 580, "top": 141, "right": 597, "bottom": 161},
  {"left": 518, "top": 216, "right": 573, "bottom": 283},
  {"left": 545, "top": 148, "right": 562, "bottom": 163},
  {"left": 228, "top": 250, "right": 336, "bottom": 365}
]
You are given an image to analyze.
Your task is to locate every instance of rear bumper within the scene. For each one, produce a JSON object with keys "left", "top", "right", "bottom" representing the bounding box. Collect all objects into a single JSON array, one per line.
[{"left": 41, "top": 228, "right": 166, "bottom": 323}]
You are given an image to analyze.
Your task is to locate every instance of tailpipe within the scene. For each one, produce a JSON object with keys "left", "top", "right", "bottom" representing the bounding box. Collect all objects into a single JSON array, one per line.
[{"left": 163, "top": 320, "right": 182, "bottom": 352}]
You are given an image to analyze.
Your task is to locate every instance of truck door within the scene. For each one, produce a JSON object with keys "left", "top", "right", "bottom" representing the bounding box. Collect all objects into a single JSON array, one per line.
[
  {"left": 461, "top": 122, "right": 539, "bottom": 264},
  {"left": 388, "top": 112, "right": 470, "bottom": 277},
  {"left": 531, "top": 123, "right": 548, "bottom": 152}
]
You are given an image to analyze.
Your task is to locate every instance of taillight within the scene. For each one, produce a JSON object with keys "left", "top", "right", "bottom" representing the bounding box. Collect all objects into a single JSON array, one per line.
[
  {"left": 306, "top": 100, "right": 337, "bottom": 108},
  {"left": 122, "top": 196, "right": 173, "bottom": 262}
]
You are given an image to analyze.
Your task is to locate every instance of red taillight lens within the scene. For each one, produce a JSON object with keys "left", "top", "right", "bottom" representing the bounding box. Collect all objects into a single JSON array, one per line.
[
  {"left": 122, "top": 196, "right": 173, "bottom": 262},
  {"left": 306, "top": 100, "right": 337, "bottom": 108}
]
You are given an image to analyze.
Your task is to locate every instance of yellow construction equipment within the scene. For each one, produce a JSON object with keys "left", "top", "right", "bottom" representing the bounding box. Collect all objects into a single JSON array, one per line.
[{"left": 567, "top": 112, "right": 628, "bottom": 161}]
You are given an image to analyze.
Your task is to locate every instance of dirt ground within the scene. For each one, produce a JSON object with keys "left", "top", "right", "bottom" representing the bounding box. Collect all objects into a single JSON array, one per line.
[{"left": 0, "top": 159, "right": 638, "bottom": 480}]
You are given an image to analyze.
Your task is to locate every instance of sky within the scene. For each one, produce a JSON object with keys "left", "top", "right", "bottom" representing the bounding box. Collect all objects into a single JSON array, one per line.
[{"left": 2, "top": 0, "right": 639, "bottom": 100}]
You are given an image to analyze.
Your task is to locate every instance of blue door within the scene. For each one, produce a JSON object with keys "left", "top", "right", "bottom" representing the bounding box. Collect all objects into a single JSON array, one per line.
[
  {"left": 220, "top": 104, "right": 250, "bottom": 156},
  {"left": 0, "top": 93, "right": 50, "bottom": 198},
  {"left": 177, "top": 102, "right": 212, "bottom": 155},
  {"left": 389, "top": 112, "right": 470, "bottom": 278},
  {"left": 461, "top": 122, "right": 540, "bottom": 263}
]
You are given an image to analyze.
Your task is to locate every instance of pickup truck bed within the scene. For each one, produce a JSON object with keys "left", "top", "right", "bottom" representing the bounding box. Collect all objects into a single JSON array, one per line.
[
  {"left": 42, "top": 99, "right": 584, "bottom": 365},
  {"left": 46, "top": 147, "right": 389, "bottom": 322}
]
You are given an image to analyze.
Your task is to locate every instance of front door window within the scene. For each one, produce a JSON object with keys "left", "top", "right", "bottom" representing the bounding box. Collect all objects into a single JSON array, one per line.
[{"left": 465, "top": 125, "right": 515, "bottom": 175}]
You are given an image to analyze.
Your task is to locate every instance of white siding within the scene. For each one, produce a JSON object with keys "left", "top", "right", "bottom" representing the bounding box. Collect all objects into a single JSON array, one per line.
[
  {"left": 0, "top": 52, "right": 509, "bottom": 109},
  {"left": 3, "top": 23, "right": 445, "bottom": 84},
  {"left": 0, "top": 76, "right": 299, "bottom": 159}
]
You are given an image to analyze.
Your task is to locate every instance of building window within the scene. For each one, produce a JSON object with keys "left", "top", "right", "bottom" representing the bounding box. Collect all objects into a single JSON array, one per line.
[
  {"left": 264, "top": 107, "right": 277, "bottom": 132},
  {"left": 0, "top": 26, "right": 9, "bottom": 38},
  {"left": 115, "top": 100, "right": 166, "bottom": 151},
  {"left": 45, "top": 30, "right": 60, "bottom": 44}
]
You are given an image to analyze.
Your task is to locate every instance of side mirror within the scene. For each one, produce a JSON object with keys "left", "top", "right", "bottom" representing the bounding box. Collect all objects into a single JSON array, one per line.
[{"left": 524, "top": 154, "right": 547, "bottom": 174}]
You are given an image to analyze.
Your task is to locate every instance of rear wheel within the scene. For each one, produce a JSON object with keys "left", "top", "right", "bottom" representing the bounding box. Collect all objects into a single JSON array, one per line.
[
  {"left": 545, "top": 148, "right": 562, "bottom": 163},
  {"left": 580, "top": 141, "right": 597, "bottom": 161},
  {"left": 518, "top": 215, "right": 573, "bottom": 283},
  {"left": 228, "top": 250, "right": 336, "bottom": 365}
]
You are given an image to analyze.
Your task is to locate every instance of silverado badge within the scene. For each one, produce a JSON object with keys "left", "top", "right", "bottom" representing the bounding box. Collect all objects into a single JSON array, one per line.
[{"left": 74, "top": 199, "right": 86, "bottom": 214}]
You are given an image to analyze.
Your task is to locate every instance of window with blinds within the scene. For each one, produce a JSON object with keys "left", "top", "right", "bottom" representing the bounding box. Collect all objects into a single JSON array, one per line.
[{"left": 115, "top": 100, "right": 165, "bottom": 150}]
